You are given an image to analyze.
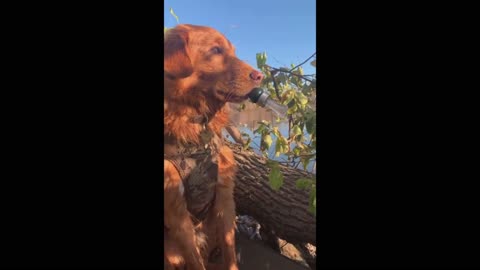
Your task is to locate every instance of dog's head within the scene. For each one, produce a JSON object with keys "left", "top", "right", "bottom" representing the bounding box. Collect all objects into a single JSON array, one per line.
[{"left": 164, "top": 24, "right": 263, "bottom": 103}]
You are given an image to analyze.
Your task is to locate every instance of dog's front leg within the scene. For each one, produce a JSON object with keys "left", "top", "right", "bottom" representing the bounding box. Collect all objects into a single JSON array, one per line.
[
  {"left": 210, "top": 146, "right": 239, "bottom": 270},
  {"left": 164, "top": 160, "right": 206, "bottom": 270}
]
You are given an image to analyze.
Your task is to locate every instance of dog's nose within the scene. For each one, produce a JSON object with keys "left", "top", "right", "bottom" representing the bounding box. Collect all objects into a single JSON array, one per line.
[{"left": 249, "top": 70, "right": 264, "bottom": 82}]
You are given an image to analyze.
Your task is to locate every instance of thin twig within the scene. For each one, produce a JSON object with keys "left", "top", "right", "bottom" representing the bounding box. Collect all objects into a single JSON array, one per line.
[
  {"left": 277, "top": 161, "right": 291, "bottom": 164},
  {"left": 307, "top": 134, "right": 314, "bottom": 147},
  {"left": 294, "top": 153, "right": 316, "bottom": 158},
  {"left": 288, "top": 52, "right": 316, "bottom": 73},
  {"left": 294, "top": 160, "right": 301, "bottom": 169},
  {"left": 269, "top": 69, "right": 281, "bottom": 101},
  {"left": 287, "top": 115, "right": 292, "bottom": 140},
  {"left": 267, "top": 65, "right": 314, "bottom": 83}
]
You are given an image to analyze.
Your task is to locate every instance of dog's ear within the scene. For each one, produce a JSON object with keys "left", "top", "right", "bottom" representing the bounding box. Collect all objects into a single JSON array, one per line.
[{"left": 164, "top": 26, "right": 193, "bottom": 79}]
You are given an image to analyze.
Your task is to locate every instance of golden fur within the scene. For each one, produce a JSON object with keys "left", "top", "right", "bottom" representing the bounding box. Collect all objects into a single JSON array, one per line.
[{"left": 164, "top": 24, "right": 263, "bottom": 270}]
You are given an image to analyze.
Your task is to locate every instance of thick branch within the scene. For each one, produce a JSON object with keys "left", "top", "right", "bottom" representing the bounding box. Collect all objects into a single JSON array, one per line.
[{"left": 228, "top": 141, "right": 316, "bottom": 245}]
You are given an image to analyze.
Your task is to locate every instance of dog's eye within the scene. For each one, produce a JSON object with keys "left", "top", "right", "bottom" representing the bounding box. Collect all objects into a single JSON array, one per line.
[{"left": 211, "top": 46, "right": 223, "bottom": 54}]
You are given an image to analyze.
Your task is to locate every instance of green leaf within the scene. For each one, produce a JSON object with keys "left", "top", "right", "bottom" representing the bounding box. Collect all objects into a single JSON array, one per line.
[
  {"left": 295, "top": 134, "right": 303, "bottom": 142},
  {"left": 254, "top": 121, "right": 270, "bottom": 135},
  {"left": 266, "top": 159, "right": 277, "bottom": 168},
  {"left": 292, "top": 125, "right": 302, "bottom": 137},
  {"left": 275, "top": 139, "right": 281, "bottom": 157},
  {"left": 242, "top": 137, "right": 251, "bottom": 150},
  {"left": 257, "top": 120, "right": 270, "bottom": 127},
  {"left": 296, "top": 141, "right": 306, "bottom": 150},
  {"left": 278, "top": 137, "right": 289, "bottom": 154},
  {"left": 169, "top": 8, "right": 179, "bottom": 23},
  {"left": 256, "top": 52, "right": 267, "bottom": 69},
  {"left": 305, "top": 113, "right": 316, "bottom": 134},
  {"left": 282, "top": 89, "right": 295, "bottom": 105},
  {"left": 237, "top": 103, "right": 246, "bottom": 112},
  {"left": 253, "top": 125, "right": 264, "bottom": 135},
  {"left": 274, "top": 136, "right": 288, "bottom": 157},
  {"left": 298, "top": 66, "right": 304, "bottom": 76},
  {"left": 296, "top": 178, "right": 312, "bottom": 189},
  {"left": 263, "top": 134, "right": 273, "bottom": 149},
  {"left": 287, "top": 99, "right": 296, "bottom": 108},
  {"left": 301, "top": 84, "right": 312, "bottom": 95},
  {"left": 271, "top": 127, "right": 281, "bottom": 138},
  {"left": 296, "top": 92, "right": 309, "bottom": 105},
  {"left": 256, "top": 53, "right": 262, "bottom": 68},
  {"left": 268, "top": 163, "right": 284, "bottom": 191},
  {"left": 301, "top": 156, "right": 311, "bottom": 170},
  {"left": 287, "top": 104, "right": 297, "bottom": 115}
]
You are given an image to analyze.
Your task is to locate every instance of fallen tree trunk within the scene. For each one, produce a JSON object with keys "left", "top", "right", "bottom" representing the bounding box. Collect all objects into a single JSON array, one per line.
[{"left": 226, "top": 141, "right": 316, "bottom": 245}]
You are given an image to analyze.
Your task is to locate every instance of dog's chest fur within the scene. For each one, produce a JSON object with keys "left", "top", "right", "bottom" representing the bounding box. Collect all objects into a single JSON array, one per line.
[{"left": 164, "top": 129, "right": 223, "bottom": 224}]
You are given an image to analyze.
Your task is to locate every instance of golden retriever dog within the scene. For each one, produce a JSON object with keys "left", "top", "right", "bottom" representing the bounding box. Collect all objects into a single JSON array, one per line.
[{"left": 163, "top": 24, "right": 264, "bottom": 270}]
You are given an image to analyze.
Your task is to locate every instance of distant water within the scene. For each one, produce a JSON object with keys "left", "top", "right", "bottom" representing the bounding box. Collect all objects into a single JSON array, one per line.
[{"left": 225, "top": 103, "right": 315, "bottom": 173}]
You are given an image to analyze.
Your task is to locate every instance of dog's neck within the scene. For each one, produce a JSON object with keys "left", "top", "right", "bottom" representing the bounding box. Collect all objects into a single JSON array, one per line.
[{"left": 164, "top": 94, "right": 229, "bottom": 145}]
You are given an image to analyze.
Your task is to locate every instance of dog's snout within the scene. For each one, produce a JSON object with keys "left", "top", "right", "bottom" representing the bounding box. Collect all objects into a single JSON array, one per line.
[{"left": 249, "top": 70, "right": 264, "bottom": 82}]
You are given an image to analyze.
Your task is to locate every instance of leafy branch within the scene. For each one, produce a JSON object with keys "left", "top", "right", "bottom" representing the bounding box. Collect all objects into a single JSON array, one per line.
[
  {"left": 266, "top": 65, "right": 315, "bottom": 83},
  {"left": 253, "top": 51, "right": 317, "bottom": 215}
]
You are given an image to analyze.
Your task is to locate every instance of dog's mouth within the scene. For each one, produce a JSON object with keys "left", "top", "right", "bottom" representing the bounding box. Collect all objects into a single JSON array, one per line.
[{"left": 217, "top": 90, "right": 249, "bottom": 103}]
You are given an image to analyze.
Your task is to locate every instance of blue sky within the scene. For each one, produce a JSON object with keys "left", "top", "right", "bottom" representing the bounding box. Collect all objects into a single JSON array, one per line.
[{"left": 164, "top": 0, "right": 316, "bottom": 75}]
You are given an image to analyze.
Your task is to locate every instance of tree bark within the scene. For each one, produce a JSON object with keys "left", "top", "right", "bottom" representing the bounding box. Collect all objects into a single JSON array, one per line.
[{"left": 227, "top": 141, "right": 316, "bottom": 246}]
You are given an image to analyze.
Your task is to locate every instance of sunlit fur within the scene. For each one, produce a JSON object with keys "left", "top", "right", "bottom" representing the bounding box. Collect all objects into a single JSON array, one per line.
[{"left": 164, "top": 24, "right": 262, "bottom": 270}]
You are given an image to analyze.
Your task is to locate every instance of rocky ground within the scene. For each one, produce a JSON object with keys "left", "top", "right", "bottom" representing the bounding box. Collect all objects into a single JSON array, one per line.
[{"left": 235, "top": 215, "right": 316, "bottom": 270}]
